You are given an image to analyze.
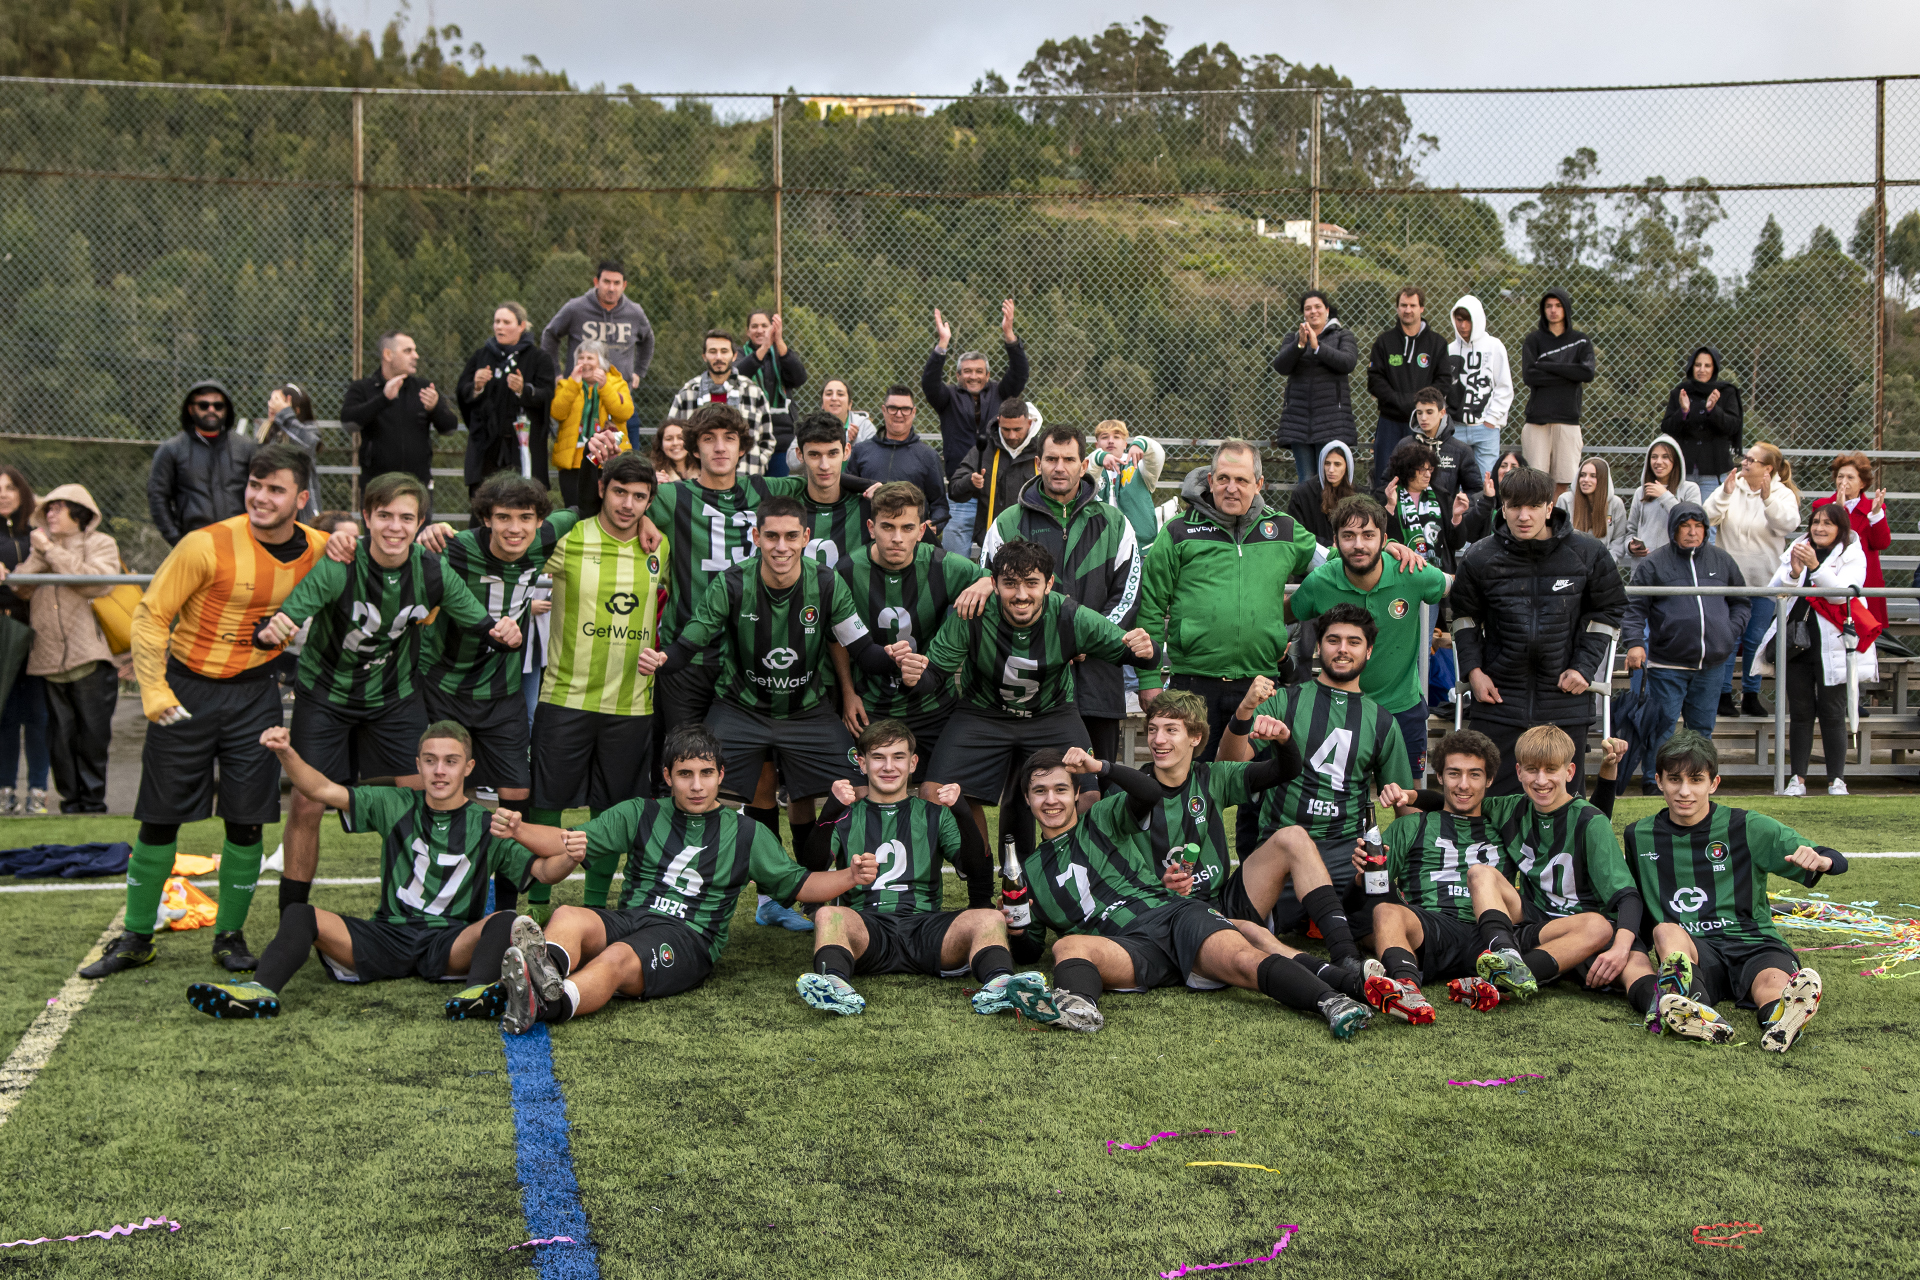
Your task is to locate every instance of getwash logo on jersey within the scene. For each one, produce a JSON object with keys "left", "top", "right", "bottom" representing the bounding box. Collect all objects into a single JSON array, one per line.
[
  {"left": 764, "top": 647, "right": 800, "bottom": 670},
  {"left": 1670, "top": 885, "right": 1709, "bottom": 913},
  {"left": 604, "top": 591, "right": 641, "bottom": 615},
  {"left": 580, "top": 620, "right": 651, "bottom": 641}
]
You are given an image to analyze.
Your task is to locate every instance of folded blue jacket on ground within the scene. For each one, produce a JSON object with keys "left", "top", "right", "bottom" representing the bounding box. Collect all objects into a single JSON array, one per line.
[{"left": 0, "top": 841, "right": 132, "bottom": 878}]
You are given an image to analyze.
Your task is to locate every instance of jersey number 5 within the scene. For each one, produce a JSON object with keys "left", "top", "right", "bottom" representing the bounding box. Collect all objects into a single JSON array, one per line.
[{"left": 1001, "top": 655, "right": 1041, "bottom": 705}]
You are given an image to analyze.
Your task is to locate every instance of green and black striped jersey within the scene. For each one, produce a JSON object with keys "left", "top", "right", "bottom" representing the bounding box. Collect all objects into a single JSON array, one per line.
[
  {"left": 1625, "top": 804, "right": 1823, "bottom": 946},
  {"left": 1382, "top": 809, "right": 1508, "bottom": 922},
  {"left": 1483, "top": 793, "right": 1636, "bottom": 920},
  {"left": 838, "top": 543, "right": 989, "bottom": 719},
  {"left": 583, "top": 800, "right": 809, "bottom": 962},
  {"left": 1022, "top": 805, "right": 1177, "bottom": 937},
  {"left": 1253, "top": 681, "right": 1411, "bottom": 842},
  {"left": 829, "top": 796, "right": 961, "bottom": 916},
  {"left": 675, "top": 558, "right": 869, "bottom": 716},
  {"left": 349, "top": 787, "right": 533, "bottom": 928},
  {"left": 1095, "top": 761, "right": 1253, "bottom": 904},
  {"left": 540, "top": 516, "right": 666, "bottom": 716},
  {"left": 647, "top": 475, "right": 806, "bottom": 639},
  {"left": 800, "top": 488, "right": 870, "bottom": 568},
  {"left": 423, "top": 511, "right": 582, "bottom": 700},
  {"left": 278, "top": 540, "right": 494, "bottom": 711},
  {"left": 925, "top": 592, "right": 1139, "bottom": 718}
]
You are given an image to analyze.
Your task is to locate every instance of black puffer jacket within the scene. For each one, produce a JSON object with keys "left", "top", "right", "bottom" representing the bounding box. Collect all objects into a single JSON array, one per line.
[
  {"left": 1450, "top": 507, "right": 1626, "bottom": 727},
  {"left": 1270, "top": 320, "right": 1359, "bottom": 448},
  {"left": 147, "top": 380, "right": 255, "bottom": 546},
  {"left": 1659, "top": 346, "right": 1744, "bottom": 478}
]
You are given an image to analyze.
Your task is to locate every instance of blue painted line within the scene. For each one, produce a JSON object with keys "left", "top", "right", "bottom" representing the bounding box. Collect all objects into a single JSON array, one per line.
[{"left": 502, "top": 1023, "right": 600, "bottom": 1278}]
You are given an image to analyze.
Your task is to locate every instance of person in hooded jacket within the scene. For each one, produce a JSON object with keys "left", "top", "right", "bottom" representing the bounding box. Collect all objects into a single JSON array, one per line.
[
  {"left": 1555, "top": 457, "right": 1628, "bottom": 562},
  {"left": 1622, "top": 435, "right": 1700, "bottom": 562},
  {"left": 1518, "top": 288, "right": 1596, "bottom": 501},
  {"left": 0, "top": 485, "right": 121, "bottom": 813},
  {"left": 1271, "top": 290, "right": 1359, "bottom": 483},
  {"left": 1286, "top": 439, "right": 1358, "bottom": 547},
  {"left": 1391, "top": 385, "right": 1482, "bottom": 515},
  {"left": 148, "top": 381, "right": 255, "bottom": 546},
  {"left": 1660, "top": 347, "right": 1744, "bottom": 503},
  {"left": 457, "top": 302, "right": 557, "bottom": 496},
  {"left": 1705, "top": 441, "right": 1801, "bottom": 718},
  {"left": 949, "top": 398, "right": 1044, "bottom": 543},
  {"left": 1622, "top": 503, "right": 1750, "bottom": 793},
  {"left": 1365, "top": 287, "right": 1454, "bottom": 492},
  {"left": 1459, "top": 448, "right": 1524, "bottom": 543},
  {"left": 1446, "top": 294, "right": 1513, "bottom": 478}
]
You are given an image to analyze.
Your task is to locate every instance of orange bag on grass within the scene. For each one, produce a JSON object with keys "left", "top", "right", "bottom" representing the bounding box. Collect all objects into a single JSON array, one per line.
[{"left": 157, "top": 876, "right": 217, "bottom": 931}]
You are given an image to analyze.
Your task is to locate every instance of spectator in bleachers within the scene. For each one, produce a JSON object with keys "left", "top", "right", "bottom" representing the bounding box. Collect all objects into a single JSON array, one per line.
[
  {"left": 1286, "top": 440, "right": 1358, "bottom": 548},
  {"left": 1366, "top": 286, "right": 1454, "bottom": 492},
  {"left": 550, "top": 341, "right": 634, "bottom": 513},
  {"left": 736, "top": 311, "right": 807, "bottom": 476},
  {"left": 924, "top": 301, "right": 1026, "bottom": 556},
  {"left": 1556, "top": 457, "right": 1628, "bottom": 561},
  {"left": 850, "top": 386, "right": 947, "bottom": 536},
  {"left": 1399, "top": 385, "right": 1482, "bottom": 515},
  {"left": 1757, "top": 504, "right": 1875, "bottom": 797},
  {"left": 1661, "top": 347, "right": 1744, "bottom": 505},
  {"left": 147, "top": 381, "right": 254, "bottom": 546},
  {"left": 1380, "top": 437, "right": 1470, "bottom": 574},
  {"left": 668, "top": 330, "right": 775, "bottom": 475},
  {"left": 1445, "top": 294, "right": 1512, "bottom": 478},
  {"left": 1622, "top": 436, "right": 1700, "bottom": 561},
  {"left": 1459, "top": 448, "right": 1524, "bottom": 543},
  {"left": 340, "top": 332, "right": 459, "bottom": 501},
  {"left": 457, "top": 302, "right": 557, "bottom": 497},
  {"left": 649, "top": 419, "right": 694, "bottom": 485},
  {"left": 0, "top": 485, "right": 120, "bottom": 813},
  {"left": 1271, "top": 289, "right": 1359, "bottom": 484},
  {"left": 258, "top": 384, "right": 322, "bottom": 521},
  {"left": 539, "top": 260, "right": 654, "bottom": 387},
  {"left": 0, "top": 465, "right": 48, "bottom": 815},
  {"left": 786, "top": 378, "right": 877, "bottom": 472},
  {"left": 1518, "top": 288, "right": 1596, "bottom": 502},
  {"left": 1813, "top": 452, "right": 1890, "bottom": 636},
  {"left": 1705, "top": 441, "right": 1802, "bottom": 718}
]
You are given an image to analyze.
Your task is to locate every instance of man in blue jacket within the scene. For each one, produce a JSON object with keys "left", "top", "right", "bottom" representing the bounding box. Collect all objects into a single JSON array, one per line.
[{"left": 850, "top": 385, "right": 948, "bottom": 536}]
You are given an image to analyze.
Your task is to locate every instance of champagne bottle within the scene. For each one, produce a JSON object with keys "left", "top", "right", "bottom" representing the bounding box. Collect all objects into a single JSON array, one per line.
[
  {"left": 999, "top": 828, "right": 1031, "bottom": 930},
  {"left": 1361, "top": 825, "right": 1389, "bottom": 896}
]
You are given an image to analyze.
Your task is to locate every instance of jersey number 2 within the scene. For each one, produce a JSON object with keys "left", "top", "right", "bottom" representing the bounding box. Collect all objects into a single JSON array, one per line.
[{"left": 868, "top": 839, "right": 910, "bottom": 892}]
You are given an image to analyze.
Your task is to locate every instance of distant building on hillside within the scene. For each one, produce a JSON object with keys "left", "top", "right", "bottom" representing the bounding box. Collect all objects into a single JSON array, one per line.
[
  {"left": 806, "top": 96, "right": 927, "bottom": 123},
  {"left": 1256, "top": 218, "right": 1356, "bottom": 252}
]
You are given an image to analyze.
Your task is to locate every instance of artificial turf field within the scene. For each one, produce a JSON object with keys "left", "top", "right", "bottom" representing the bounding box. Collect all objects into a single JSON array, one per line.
[{"left": 0, "top": 796, "right": 1917, "bottom": 1279}]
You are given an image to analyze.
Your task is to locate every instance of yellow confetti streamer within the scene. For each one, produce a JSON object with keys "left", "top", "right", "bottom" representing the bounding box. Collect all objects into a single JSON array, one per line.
[{"left": 1185, "top": 1161, "right": 1286, "bottom": 1176}]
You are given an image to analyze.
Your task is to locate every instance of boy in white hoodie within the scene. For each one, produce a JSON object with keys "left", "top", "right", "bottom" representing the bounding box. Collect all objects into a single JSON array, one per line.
[{"left": 1446, "top": 296, "right": 1512, "bottom": 480}]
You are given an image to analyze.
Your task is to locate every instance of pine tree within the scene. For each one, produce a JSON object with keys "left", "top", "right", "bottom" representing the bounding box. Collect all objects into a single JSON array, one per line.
[{"left": 1751, "top": 214, "right": 1784, "bottom": 274}]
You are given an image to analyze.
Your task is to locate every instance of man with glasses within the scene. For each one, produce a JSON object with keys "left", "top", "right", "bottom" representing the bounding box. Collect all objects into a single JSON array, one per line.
[
  {"left": 149, "top": 382, "right": 256, "bottom": 546},
  {"left": 851, "top": 385, "right": 949, "bottom": 539}
]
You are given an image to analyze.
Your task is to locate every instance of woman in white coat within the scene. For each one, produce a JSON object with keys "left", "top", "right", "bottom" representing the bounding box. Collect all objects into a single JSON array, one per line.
[
  {"left": 1753, "top": 504, "right": 1875, "bottom": 796},
  {"left": 1705, "top": 441, "right": 1802, "bottom": 718}
]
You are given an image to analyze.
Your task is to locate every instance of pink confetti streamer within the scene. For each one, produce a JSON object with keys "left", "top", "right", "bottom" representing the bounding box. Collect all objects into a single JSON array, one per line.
[
  {"left": 0, "top": 1216, "right": 180, "bottom": 1249},
  {"left": 1447, "top": 1074, "right": 1543, "bottom": 1088},
  {"left": 1159, "top": 1224, "right": 1300, "bottom": 1277},
  {"left": 1106, "top": 1128, "right": 1236, "bottom": 1153},
  {"left": 507, "top": 1235, "right": 577, "bottom": 1251}
]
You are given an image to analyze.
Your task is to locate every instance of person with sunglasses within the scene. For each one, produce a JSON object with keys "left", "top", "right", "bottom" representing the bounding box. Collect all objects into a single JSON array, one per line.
[{"left": 148, "top": 381, "right": 256, "bottom": 546}]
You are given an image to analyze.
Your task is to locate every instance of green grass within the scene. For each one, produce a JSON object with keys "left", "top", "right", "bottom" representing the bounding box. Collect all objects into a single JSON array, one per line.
[{"left": 0, "top": 799, "right": 1917, "bottom": 1278}]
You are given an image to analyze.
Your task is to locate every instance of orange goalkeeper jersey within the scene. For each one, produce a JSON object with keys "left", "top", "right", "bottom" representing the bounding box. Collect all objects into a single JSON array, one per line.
[{"left": 132, "top": 514, "right": 328, "bottom": 717}]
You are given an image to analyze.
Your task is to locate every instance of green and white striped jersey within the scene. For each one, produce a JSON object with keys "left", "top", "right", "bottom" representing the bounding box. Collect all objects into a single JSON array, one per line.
[{"left": 540, "top": 516, "right": 666, "bottom": 716}]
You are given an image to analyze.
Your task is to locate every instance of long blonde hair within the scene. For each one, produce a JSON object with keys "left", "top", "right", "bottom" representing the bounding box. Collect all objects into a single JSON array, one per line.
[
  {"left": 1751, "top": 441, "right": 1798, "bottom": 498},
  {"left": 1570, "top": 457, "right": 1612, "bottom": 537}
]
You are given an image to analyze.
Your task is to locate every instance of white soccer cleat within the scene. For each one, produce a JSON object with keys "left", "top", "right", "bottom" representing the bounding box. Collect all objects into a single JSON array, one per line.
[{"left": 1760, "top": 969, "right": 1822, "bottom": 1054}]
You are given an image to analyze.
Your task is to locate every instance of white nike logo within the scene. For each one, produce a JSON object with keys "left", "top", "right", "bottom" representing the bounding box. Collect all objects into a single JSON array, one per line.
[{"left": 1552, "top": 579, "right": 1576, "bottom": 591}]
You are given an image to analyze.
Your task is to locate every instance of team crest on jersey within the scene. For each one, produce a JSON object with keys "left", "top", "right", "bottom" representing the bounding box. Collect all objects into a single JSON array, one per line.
[
  {"left": 605, "top": 591, "right": 641, "bottom": 615},
  {"left": 1388, "top": 598, "right": 1409, "bottom": 619},
  {"left": 848, "top": 747, "right": 860, "bottom": 765},
  {"left": 1416, "top": 352, "right": 1431, "bottom": 368},
  {"left": 647, "top": 554, "right": 661, "bottom": 575},
  {"left": 1259, "top": 519, "right": 1277, "bottom": 540},
  {"left": 1706, "top": 841, "right": 1729, "bottom": 865},
  {"left": 1188, "top": 795, "right": 1205, "bottom": 819},
  {"left": 801, "top": 605, "right": 819, "bottom": 625}
]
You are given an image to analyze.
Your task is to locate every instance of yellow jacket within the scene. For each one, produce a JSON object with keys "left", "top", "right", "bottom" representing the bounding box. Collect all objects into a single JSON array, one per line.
[{"left": 550, "top": 368, "right": 634, "bottom": 471}]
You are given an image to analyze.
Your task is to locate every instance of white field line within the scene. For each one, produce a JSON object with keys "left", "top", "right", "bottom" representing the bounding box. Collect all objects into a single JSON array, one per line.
[
  {"left": 0, "top": 908, "right": 125, "bottom": 1128},
  {"left": 0, "top": 867, "right": 999, "bottom": 895}
]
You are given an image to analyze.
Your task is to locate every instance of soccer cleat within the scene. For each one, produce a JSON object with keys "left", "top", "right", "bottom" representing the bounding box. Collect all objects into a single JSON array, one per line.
[
  {"left": 444, "top": 984, "right": 507, "bottom": 1021},
  {"left": 500, "top": 946, "right": 545, "bottom": 1036},
  {"left": 211, "top": 930, "right": 257, "bottom": 972},
  {"left": 1656, "top": 951, "right": 1699, "bottom": 1003},
  {"left": 971, "top": 971, "right": 1048, "bottom": 1016},
  {"left": 78, "top": 932, "right": 157, "bottom": 979},
  {"left": 511, "top": 916, "right": 566, "bottom": 1002},
  {"left": 1760, "top": 968, "right": 1822, "bottom": 1054},
  {"left": 1317, "top": 993, "right": 1372, "bottom": 1040},
  {"left": 1009, "top": 984, "right": 1104, "bottom": 1033},
  {"left": 755, "top": 898, "right": 814, "bottom": 932},
  {"left": 796, "top": 972, "right": 867, "bottom": 1016},
  {"left": 186, "top": 979, "right": 280, "bottom": 1019},
  {"left": 1364, "top": 974, "right": 1436, "bottom": 1025},
  {"left": 1476, "top": 948, "right": 1538, "bottom": 1000},
  {"left": 1447, "top": 976, "right": 1503, "bottom": 1012},
  {"left": 1650, "top": 993, "right": 1735, "bottom": 1042}
]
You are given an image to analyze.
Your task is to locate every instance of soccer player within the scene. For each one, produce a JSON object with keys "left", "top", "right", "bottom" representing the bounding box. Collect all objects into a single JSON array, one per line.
[
  {"left": 836, "top": 481, "right": 993, "bottom": 790},
  {"left": 898, "top": 538, "right": 1156, "bottom": 857},
  {"left": 82, "top": 445, "right": 331, "bottom": 978},
  {"left": 791, "top": 411, "right": 871, "bottom": 567},
  {"left": 1620, "top": 731, "right": 1841, "bottom": 1052},
  {"left": 485, "top": 724, "right": 877, "bottom": 1032},
  {"left": 252, "top": 472, "right": 520, "bottom": 913},
  {"left": 794, "top": 719, "right": 1029, "bottom": 1016},
  {"left": 999, "top": 748, "right": 1374, "bottom": 1038},
  {"left": 183, "top": 722, "right": 584, "bottom": 1019}
]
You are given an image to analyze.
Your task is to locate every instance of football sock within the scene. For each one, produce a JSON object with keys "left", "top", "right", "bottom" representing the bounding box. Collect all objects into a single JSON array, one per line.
[
  {"left": 1476, "top": 908, "right": 1520, "bottom": 955},
  {"left": 256, "top": 902, "right": 318, "bottom": 993},
  {"left": 1523, "top": 949, "right": 1560, "bottom": 985},
  {"left": 788, "top": 821, "right": 815, "bottom": 859},
  {"left": 466, "top": 912, "right": 517, "bottom": 984},
  {"left": 124, "top": 838, "right": 176, "bottom": 936},
  {"left": 744, "top": 805, "right": 780, "bottom": 833},
  {"left": 1382, "top": 946, "right": 1422, "bottom": 985},
  {"left": 1627, "top": 974, "right": 1660, "bottom": 1015},
  {"left": 970, "top": 945, "right": 1014, "bottom": 984},
  {"left": 539, "top": 979, "right": 577, "bottom": 1025},
  {"left": 214, "top": 838, "right": 265, "bottom": 933},
  {"left": 1291, "top": 952, "right": 1335, "bottom": 980},
  {"left": 492, "top": 874, "right": 520, "bottom": 914},
  {"left": 1759, "top": 997, "right": 1784, "bottom": 1026},
  {"left": 1258, "top": 953, "right": 1331, "bottom": 1012},
  {"left": 951, "top": 799, "right": 996, "bottom": 909},
  {"left": 526, "top": 883, "right": 552, "bottom": 907},
  {"left": 525, "top": 809, "right": 565, "bottom": 908},
  {"left": 1303, "top": 886, "right": 1360, "bottom": 964},
  {"left": 1052, "top": 957, "right": 1103, "bottom": 1004},
  {"left": 545, "top": 942, "right": 572, "bottom": 978},
  {"left": 814, "top": 944, "right": 855, "bottom": 981},
  {"left": 277, "top": 877, "right": 312, "bottom": 915}
]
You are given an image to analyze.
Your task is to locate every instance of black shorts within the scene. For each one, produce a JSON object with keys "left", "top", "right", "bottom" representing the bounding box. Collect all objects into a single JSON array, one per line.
[
  {"left": 590, "top": 909, "right": 715, "bottom": 1001},
  {"left": 135, "top": 670, "right": 286, "bottom": 825},
  {"left": 289, "top": 689, "right": 428, "bottom": 785},
  {"left": 705, "top": 700, "right": 855, "bottom": 804},
  {"left": 422, "top": 686, "right": 531, "bottom": 792},
  {"left": 321, "top": 917, "right": 468, "bottom": 983},
  {"left": 926, "top": 704, "right": 1090, "bottom": 804},
  {"left": 655, "top": 662, "right": 718, "bottom": 736},
  {"left": 1108, "top": 899, "right": 1238, "bottom": 992},
  {"left": 1410, "top": 907, "right": 1482, "bottom": 983},
  {"left": 884, "top": 703, "right": 954, "bottom": 785},
  {"left": 853, "top": 910, "right": 967, "bottom": 978},
  {"left": 1515, "top": 898, "right": 1556, "bottom": 952},
  {"left": 1230, "top": 834, "right": 1366, "bottom": 936},
  {"left": 530, "top": 703, "right": 653, "bottom": 812},
  {"left": 1693, "top": 932, "right": 1799, "bottom": 1008}
]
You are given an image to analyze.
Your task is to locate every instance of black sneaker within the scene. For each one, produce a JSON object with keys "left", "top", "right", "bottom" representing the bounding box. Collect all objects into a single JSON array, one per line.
[
  {"left": 211, "top": 930, "right": 257, "bottom": 972},
  {"left": 79, "top": 932, "right": 157, "bottom": 979},
  {"left": 1718, "top": 692, "right": 1739, "bottom": 718},
  {"left": 1741, "top": 690, "right": 1769, "bottom": 718}
]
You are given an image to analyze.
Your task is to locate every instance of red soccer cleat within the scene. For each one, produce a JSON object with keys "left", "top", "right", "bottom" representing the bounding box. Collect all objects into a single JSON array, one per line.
[
  {"left": 1447, "top": 976, "right": 1502, "bottom": 1012},
  {"left": 1365, "top": 974, "right": 1436, "bottom": 1025}
]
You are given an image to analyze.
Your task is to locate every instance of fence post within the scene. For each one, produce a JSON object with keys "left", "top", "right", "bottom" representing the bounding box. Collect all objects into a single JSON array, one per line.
[
  {"left": 1308, "top": 91, "right": 1322, "bottom": 290},
  {"left": 351, "top": 89, "right": 366, "bottom": 511},
  {"left": 1873, "top": 77, "right": 1887, "bottom": 450},
  {"left": 772, "top": 95, "right": 784, "bottom": 315},
  {"left": 1774, "top": 595, "right": 1788, "bottom": 794}
]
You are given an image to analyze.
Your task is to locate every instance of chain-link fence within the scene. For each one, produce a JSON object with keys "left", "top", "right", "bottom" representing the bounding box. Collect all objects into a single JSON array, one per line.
[{"left": 1, "top": 74, "right": 1916, "bottom": 564}]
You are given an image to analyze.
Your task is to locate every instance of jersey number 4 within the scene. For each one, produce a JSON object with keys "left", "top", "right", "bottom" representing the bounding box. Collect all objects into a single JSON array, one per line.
[
  {"left": 396, "top": 836, "right": 471, "bottom": 914},
  {"left": 1307, "top": 728, "right": 1354, "bottom": 792}
]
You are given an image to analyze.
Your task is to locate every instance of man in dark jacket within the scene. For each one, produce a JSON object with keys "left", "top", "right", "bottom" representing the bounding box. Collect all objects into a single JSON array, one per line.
[
  {"left": 735, "top": 310, "right": 807, "bottom": 476},
  {"left": 850, "top": 385, "right": 948, "bottom": 535},
  {"left": 147, "top": 380, "right": 255, "bottom": 545},
  {"left": 923, "top": 300, "right": 1026, "bottom": 555},
  {"left": 949, "top": 399, "right": 1043, "bottom": 545},
  {"left": 979, "top": 425, "right": 1141, "bottom": 765},
  {"left": 1451, "top": 464, "right": 1626, "bottom": 796},
  {"left": 456, "top": 304, "right": 557, "bottom": 495},
  {"left": 1623, "top": 502, "right": 1748, "bottom": 792},
  {"left": 1381, "top": 386, "right": 1482, "bottom": 516},
  {"left": 340, "top": 332, "right": 460, "bottom": 499},
  {"left": 1365, "top": 286, "right": 1453, "bottom": 492},
  {"left": 1519, "top": 288, "right": 1597, "bottom": 502}
]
